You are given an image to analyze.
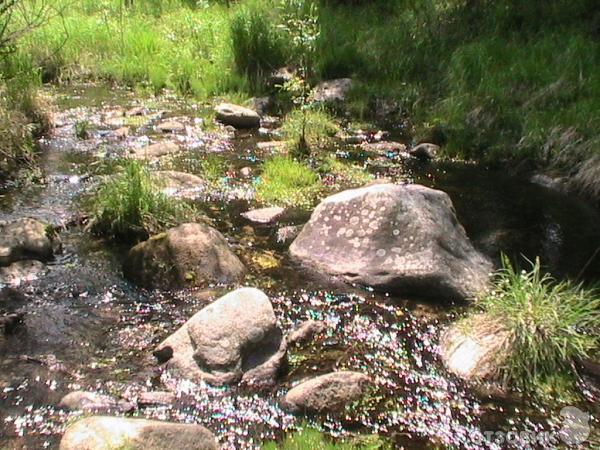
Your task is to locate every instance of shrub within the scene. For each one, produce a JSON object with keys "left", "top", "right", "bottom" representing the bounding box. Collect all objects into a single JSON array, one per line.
[
  {"left": 281, "top": 107, "right": 339, "bottom": 151},
  {"left": 476, "top": 255, "right": 600, "bottom": 392},
  {"left": 255, "top": 156, "right": 321, "bottom": 208},
  {"left": 90, "top": 159, "right": 197, "bottom": 241}
]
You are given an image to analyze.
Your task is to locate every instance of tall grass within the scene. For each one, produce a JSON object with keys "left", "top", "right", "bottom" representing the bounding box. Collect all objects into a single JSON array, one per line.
[
  {"left": 476, "top": 255, "right": 600, "bottom": 392},
  {"left": 90, "top": 159, "right": 197, "bottom": 241}
]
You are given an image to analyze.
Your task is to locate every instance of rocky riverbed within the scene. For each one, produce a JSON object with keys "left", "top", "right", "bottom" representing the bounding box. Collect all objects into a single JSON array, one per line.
[{"left": 1, "top": 84, "right": 599, "bottom": 449}]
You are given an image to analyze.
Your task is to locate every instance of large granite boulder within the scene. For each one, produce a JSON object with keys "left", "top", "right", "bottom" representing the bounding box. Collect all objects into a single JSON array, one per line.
[
  {"left": 123, "top": 223, "right": 245, "bottom": 289},
  {"left": 215, "top": 103, "right": 260, "bottom": 129},
  {"left": 154, "top": 287, "right": 286, "bottom": 387},
  {"left": 290, "top": 184, "right": 492, "bottom": 301},
  {"left": 283, "top": 371, "right": 371, "bottom": 413},
  {"left": 0, "top": 218, "right": 54, "bottom": 266},
  {"left": 59, "top": 416, "right": 217, "bottom": 450}
]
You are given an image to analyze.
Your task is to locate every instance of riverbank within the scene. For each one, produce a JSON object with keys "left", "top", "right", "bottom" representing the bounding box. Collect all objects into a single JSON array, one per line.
[{"left": 5, "top": 0, "right": 597, "bottom": 200}]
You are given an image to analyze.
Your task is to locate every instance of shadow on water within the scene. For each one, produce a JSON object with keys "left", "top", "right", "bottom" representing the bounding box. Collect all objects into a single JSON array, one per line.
[{"left": 0, "top": 84, "right": 599, "bottom": 449}]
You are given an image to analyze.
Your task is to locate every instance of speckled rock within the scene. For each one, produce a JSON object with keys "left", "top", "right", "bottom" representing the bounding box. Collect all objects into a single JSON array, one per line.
[
  {"left": 290, "top": 184, "right": 492, "bottom": 301},
  {"left": 154, "top": 287, "right": 286, "bottom": 387},
  {"left": 283, "top": 371, "right": 371, "bottom": 413},
  {"left": 59, "top": 416, "right": 218, "bottom": 450}
]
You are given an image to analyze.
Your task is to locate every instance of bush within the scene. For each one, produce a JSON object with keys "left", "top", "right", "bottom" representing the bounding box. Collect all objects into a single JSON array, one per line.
[
  {"left": 476, "top": 255, "right": 600, "bottom": 392},
  {"left": 255, "top": 156, "right": 321, "bottom": 208},
  {"left": 281, "top": 107, "right": 339, "bottom": 150},
  {"left": 90, "top": 159, "right": 197, "bottom": 241}
]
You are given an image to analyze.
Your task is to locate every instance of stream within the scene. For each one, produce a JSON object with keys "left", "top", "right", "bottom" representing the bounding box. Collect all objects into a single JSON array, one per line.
[{"left": 0, "top": 84, "right": 599, "bottom": 449}]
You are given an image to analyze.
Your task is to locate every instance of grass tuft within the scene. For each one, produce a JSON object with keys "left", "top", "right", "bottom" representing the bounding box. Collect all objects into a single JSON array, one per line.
[
  {"left": 255, "top": 156, "right": 321, "bottom": 208},
  {"left": 89, "top": 159, "right": 197, "bottom": 241},
  {"left": 262, "top": 427, "right": 390, "bottom": 449},
  {"left": 476, "top": 255, "right": 600, "bottom": 393}
]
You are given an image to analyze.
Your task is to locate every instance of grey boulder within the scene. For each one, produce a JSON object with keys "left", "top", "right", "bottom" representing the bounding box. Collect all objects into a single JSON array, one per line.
[
  {"left": 215, "top": 103, "right": 260, "bottom": 129},
  {"left": 290, "top": 184, "right": 492, "bottom": 301},
  {"left": 313, "top": 78, "right": 353, "bottom": 104},
  {"left": 123, "top": 223, "right": 245, "bottom": 289},
  {"left": 0, "top": 218, "right": 54, "bottom": 266},
  {"left": 154, "top": 287, "right": 286, "bottom": 387}
]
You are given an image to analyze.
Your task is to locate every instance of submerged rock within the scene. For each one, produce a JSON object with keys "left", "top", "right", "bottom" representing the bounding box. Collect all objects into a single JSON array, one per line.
[
  {"left": 289, "top": 184, "right": 492, "bottom": 301},
  {"left": 130, "top": 141, "right": 181, "bottom": 159},
  {"left": 360, "top": 141, "right": 407, "bottom": 156},
  {"left": 123, "top": 223, "right": 245, "bottom": 289},
  {"left": 156, "top": 120, "right": 185, "bottom": 133},
  {"left": 283, "top": 371, "right": 371, "bottom": 413},
  {"left": 409, "top": 142, "right": 439, "bottom": 160},
  {"left": 153, "top": 170, "right": 205, "bottom": 198},
  {"left": 313, "top": 78, "right": 353, "bottom": 104},
  {"left": 440, "top": 314, "right": 512, "bottom": 381},
  {"left": 59, "top": 416, "right": 217, "bottom": 450},
  {"left": 58, "top": 391, "right": 133, "bottom": 413},
  {"left": 136, "top": 391, "right": 176, "bottom": 407},
  {"left": 154, "top": 287, "right": 286, "bottom": 387},
  {"left": 215, "top": 103, "right": 260, "bottom": 129},
  {"left": 241, "top": 206, "right": 285, "bottom": 224},
  {"left": 288, "top": 320, "right": 327, "bottom": 346},
  {"left": 0, "top": 218, "right": 54, "bottom": 266},
  {"left": 0, "top": 260, "right": 47, "bottom": 285},
  {"left": 276, "top": 225, "right": 302, "bottom": 244}
]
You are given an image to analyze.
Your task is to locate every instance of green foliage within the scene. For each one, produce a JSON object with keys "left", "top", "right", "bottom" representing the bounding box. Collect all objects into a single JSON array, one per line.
[
  {"left": 230, "top": 0, "right": 288, "bottom": 84},
  {"left": 262, "top": 428, "right": 389, "bottom": 449},
  {"left": 90, "top": 159, "right": 197, "bottom": 240},
  {"left": 281, "top": 107, "right": 339, "bottom": 151},
  {"left": 200, "top": 153, "right": 227, "bottom": 185},
  {"left": 74, "top": 120, "right": 91, "bottom": 139},
  {"left": 318, "top": 155, "right": 372, "bottom": 189},
  {"left": 478, "top": 255, "right": 600, "bottom": 392},
  {"left": 255, "top": 156, "right": 321, "bottom": 208}
]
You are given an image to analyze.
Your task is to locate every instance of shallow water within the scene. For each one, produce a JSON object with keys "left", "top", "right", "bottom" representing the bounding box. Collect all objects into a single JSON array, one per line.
[{"left": 0, "top": 84, "right": 598, "bottom": 449}]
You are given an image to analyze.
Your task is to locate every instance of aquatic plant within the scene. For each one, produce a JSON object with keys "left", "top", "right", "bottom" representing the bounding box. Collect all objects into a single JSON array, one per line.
[
  {"left": 200, "top": 153, "right": 227, "bottom": 186},
  {"left": 255, "top": 156, "right": 321, "bottom": 208},
  {"left": 475, "top": 255, "right": 600, "bottom": 393},
  {"left": 89, "top": 159, "right": 197, "bottom": 240},
  {"left": 262, "top": 427, "right": 390, "bottom": 449}
]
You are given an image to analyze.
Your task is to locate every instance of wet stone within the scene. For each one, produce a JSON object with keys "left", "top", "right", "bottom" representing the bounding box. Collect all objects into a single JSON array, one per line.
[{"left": 242, "top": 206, "right": 285, "bottom": 224}]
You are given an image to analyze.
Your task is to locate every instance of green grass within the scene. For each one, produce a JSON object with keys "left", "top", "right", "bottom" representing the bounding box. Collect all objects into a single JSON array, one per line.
[
  {"left": 255, "top": 156, "right": 322, "bottom": 208},
  {"left": 262, "top": 428, "right": 389, "bottom": 450},
  {"left": 75, "top": 120, "right": 92, "bottom": 140},
  {"left": 200, "top": 153, "right": 227, "bottom": 185},
  {"left": 3, "top": 0, "right": 600, "bottom": 196},
  {"left": 474, "top": 255, "right": 600, "bottom": 394},
  {"left": 89, "top": 159, "right": 197, "bottom": 240},
  {"left": 281, "top": 107, "right": 340, "bottom": 150},
  {"left": 318, "top": 156, "right": 372, "bottom": 189}
]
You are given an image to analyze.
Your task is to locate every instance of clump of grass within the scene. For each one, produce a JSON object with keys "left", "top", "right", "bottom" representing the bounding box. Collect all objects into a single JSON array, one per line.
[
  {"left": 200, "top": 154, "right": 227, "bottom": 185},
  {"left": 255, "top": 156, "right": 321, "bottom": 208},
  {"left": 281, "top": 108, "right": 339, "bottom": 152},
  {"left": 74, "top": 120, "right": 91, "bottom": 139},
  {"left": 318, "top": 155, "right": 372, "bottom": 189},
  {"left": 90, "top": 159, "right": 197, "bottom": 241},
  {"left": 475, "top": 255, "right": 600, "bottom": 393},
  {"left": 262, "top": 428, "right": 389, "bottom": 450}
]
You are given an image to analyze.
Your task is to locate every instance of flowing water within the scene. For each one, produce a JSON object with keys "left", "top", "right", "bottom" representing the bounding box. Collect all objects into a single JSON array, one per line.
[{"left": 0, "top": 84, "right": 599, "bottom": 449}]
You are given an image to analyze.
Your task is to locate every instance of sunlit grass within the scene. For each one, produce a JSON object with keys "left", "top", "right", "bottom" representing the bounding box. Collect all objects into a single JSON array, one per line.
[
  {"left": 474, "top": 255, "right": 600, "bottom": 393},
  {"left": 255, "top": 156, "right": 321, "bottom": 208},
  {"left": 262, "top": 428, "right": 390, "bottom": 450},
  {"left": 89, "top": 159, "right": 197, "bottom": 241}
]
